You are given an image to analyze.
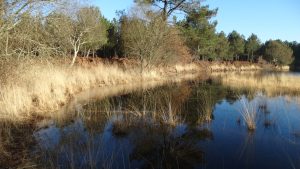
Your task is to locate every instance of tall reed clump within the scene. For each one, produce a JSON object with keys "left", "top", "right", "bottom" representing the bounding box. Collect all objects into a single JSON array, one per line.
[
  {"left": 197, "top": 90, "right": 213, "bottom": 123},
  {"left": 160, "top": 102, "right": 182, "bottom": 126},
  {"left": 238, "top": 96, "right": 257, "bottom": 131}
]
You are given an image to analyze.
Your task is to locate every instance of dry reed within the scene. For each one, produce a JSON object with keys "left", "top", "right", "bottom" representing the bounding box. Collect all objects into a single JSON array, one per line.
[
  {"left": 215, "top": 72, "right": 300, "bottom": 95},
  {"left": 0, "top": 60, "right": 199, "bottom": 121},
  {"left": 238, "top": 96, "right": 257, "bottom": 131}
]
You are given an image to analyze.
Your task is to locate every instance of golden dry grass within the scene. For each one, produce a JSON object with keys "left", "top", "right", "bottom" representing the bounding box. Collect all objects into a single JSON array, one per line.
[
  {"left": 215, "top": 72, "right": 300, "bottom": 95},
  {"left": 174, "top": 63, "right": 199, "bottom": 73},
  {"left": 0, "top": 60, "right": 200, "bottom": 121},
  {"left": 209, "top": 63, "right": 262, "bottom": 72}
]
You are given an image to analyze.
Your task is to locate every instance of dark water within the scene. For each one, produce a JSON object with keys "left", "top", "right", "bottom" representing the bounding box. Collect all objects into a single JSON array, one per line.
[{"left": 2, "top": 74, "right": 300, "bottom": 169}]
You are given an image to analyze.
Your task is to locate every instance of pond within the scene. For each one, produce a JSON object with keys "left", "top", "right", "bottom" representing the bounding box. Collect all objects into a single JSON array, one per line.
[{"left": 1, "top": 72, "right": 300, "bottom": 169}]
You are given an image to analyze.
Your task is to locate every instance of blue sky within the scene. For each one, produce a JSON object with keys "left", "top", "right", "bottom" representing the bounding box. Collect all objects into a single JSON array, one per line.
[{"left": 91, "top": 0, "right": 300, "bottom": 42}]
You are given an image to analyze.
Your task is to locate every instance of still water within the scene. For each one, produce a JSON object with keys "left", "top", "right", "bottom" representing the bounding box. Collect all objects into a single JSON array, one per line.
[{"left": 2, "top": 73, "right": 300, "bottom": 169}]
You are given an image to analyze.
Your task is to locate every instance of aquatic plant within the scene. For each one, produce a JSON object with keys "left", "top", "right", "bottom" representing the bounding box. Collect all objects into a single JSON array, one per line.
[
  {"left": 161, "top": 102, "right": 182, "bottom": 126},
  {"left": 238, "top": 96, "right": 257, "bottom": 131},
  {"left": 197, "top": 90, "right": 214, "bottom": 123},
  {"left": 0, "top": 121, "right": 36, "bottom": 168}
]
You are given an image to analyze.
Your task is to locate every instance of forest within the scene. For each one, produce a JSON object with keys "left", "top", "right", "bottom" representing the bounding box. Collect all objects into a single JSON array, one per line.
[{"left": 0, "top": 0, "right": 299, "bottom": 69}]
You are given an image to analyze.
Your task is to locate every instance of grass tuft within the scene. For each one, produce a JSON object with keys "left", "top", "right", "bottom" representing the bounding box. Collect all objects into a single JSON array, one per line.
[{"left": 238, "top": 96, "right": 257, "bottom": 131}]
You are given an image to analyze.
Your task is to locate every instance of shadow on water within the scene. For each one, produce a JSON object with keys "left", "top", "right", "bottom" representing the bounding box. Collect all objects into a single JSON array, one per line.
[{"left": 1, "top": 73, "right": 300, "bottom": 169}]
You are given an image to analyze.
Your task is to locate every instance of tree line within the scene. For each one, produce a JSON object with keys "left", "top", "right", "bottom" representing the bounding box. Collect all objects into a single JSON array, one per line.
[{"left": 0, "top": 0, "right": 299, "bottom": 68}]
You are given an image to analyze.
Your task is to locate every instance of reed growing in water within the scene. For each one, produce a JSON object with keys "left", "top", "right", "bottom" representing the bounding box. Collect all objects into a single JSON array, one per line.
[{"left": 238, "top": 96, "right": 257, "bottom": 131}]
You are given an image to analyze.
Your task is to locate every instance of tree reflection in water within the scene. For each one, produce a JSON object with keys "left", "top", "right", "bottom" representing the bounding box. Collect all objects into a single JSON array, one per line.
[{"left": 3, "top": 75, "right": 299, "bottom": 169}]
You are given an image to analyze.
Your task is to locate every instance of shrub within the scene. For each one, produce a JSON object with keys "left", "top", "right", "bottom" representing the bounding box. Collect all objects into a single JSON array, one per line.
[
  {"left": 262, "top": 40, "right": 294, "bottom": 65},
  {"left": 121, "top": 7, "right": 191, "bottom": 68}
]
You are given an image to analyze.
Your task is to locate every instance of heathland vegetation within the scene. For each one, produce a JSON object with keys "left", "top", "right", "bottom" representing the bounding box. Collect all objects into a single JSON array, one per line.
[
  {"left": 214, "top": 72, "right": 300, "bottom": 96},
  {"left": 0, "top": 0, "right": 300, "bottom": 120},
  {"left": 1, "top": 0, "right": 298, "bottom": 66},
  {"left": 2, "top": 2, "right": 300, "bottom": 168}
]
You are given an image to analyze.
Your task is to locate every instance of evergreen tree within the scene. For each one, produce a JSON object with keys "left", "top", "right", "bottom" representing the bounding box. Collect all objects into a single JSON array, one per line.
[
  {"left": 178, "top": 6, "right": 218, "bottom": 60},
  {"left": 245, "top": 34, "right": 261, "bottom": 62},
  {"left": 215, "top": 31, "right": 230, "bottom": 60},
  {"left": 228, "top": 30, "right": 245, "bottom": 60},
  {"left": 135, "top": 0, "right": 202, "bottom": 20}
]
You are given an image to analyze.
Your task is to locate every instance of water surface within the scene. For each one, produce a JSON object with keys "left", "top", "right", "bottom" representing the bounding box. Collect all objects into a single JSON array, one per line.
[{"left": 1, "top": 72, "right": 300, "bottom": 169}]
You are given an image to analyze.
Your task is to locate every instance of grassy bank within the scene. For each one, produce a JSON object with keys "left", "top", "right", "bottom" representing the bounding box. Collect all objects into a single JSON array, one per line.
[
  {"left": 0, "top": 57, "right": 287, "bottom": 121},
  {"left": 214, "top": 72, "right": 300, "bottom": 95},
  {"left": 0, "top": 58, "right": 201, "bottom": 121},
  {"left": 198, "top": 61, "right": 288, "bottom": 72}
]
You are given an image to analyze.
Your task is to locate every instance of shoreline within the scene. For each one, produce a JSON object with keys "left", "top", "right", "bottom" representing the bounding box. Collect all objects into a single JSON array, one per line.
[{"left": 0, "top": 58, "right": 290, "bottom": 121}]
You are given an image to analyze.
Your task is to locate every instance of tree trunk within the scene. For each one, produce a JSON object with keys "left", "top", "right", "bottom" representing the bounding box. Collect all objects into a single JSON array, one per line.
[
  {"left": 70, "top": 49, "right": 78, "bottom": 67},
  {"left": 113, "top": 47, "right": 117, "bottom": 58},
  {"left": 162, "top": 0, "right": 168, "bottom": 21},
  {"left": 85, "top": 49, "right": 90, "bottom": 58},
  {"left": 247, "top": 53, "right": 250, "bottom": 62}
]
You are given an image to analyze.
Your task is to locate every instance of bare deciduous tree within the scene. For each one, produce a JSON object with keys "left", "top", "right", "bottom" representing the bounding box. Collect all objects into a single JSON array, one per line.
[
  {"left": 46, "top": 6, "right": 108, "bottom": 66},
  {"left": 0, "top": 0, "right": 55, "bottom": 36},
  {"left": 121, "top": 6, "right": 190, "bottom": 71}
]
